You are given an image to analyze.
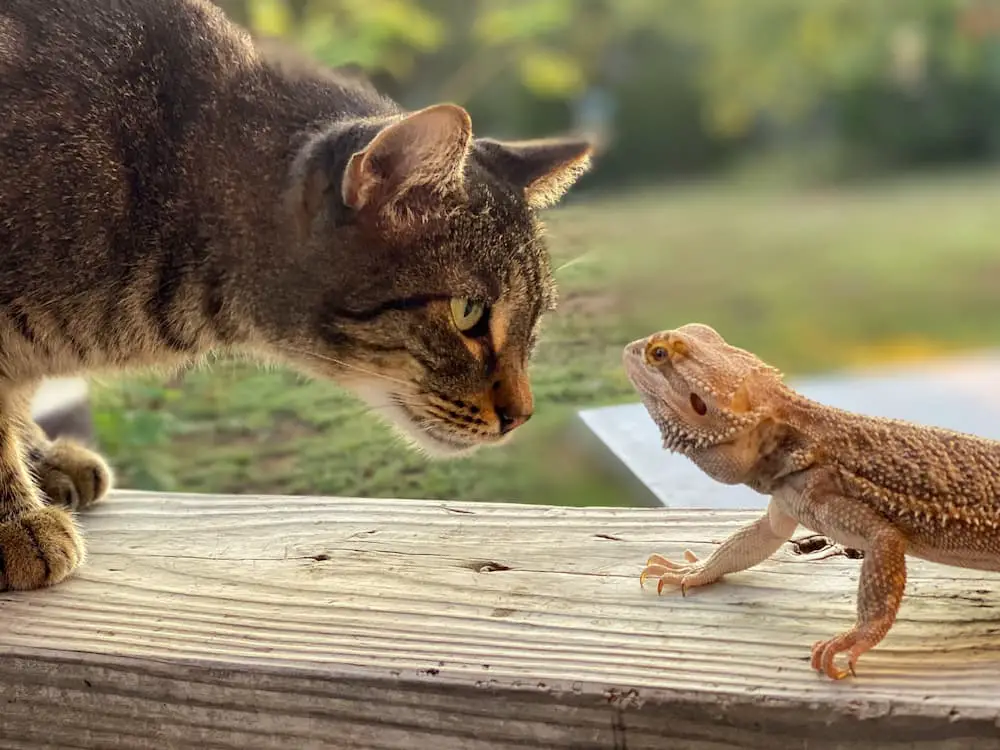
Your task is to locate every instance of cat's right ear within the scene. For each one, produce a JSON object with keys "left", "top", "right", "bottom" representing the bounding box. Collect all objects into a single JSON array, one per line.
[
  {"left": 342, "top": 103, "right": 473, "bottom": 219},
  {"left": 475, "top": 137, "right": 593, "bottom": 209}
]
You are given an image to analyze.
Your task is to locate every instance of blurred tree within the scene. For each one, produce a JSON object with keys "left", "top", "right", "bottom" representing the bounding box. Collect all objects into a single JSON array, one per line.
[
  {"left": 221, "top": 0, "right": 686, "bottom": 108},
  {"left": 220, "top": 0, "right": 444, "bottom": 77},
  {"left": 668, "top": 0, "right": 1000, "bottom": 144},
  {"left": 214, "top": 0, "right": 1000, "bottom": 184}
]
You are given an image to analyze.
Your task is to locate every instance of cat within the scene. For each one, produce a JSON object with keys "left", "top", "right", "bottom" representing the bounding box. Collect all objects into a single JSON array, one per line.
[{"left": 0, "top": 0, "right": 593, "bottom": 591}]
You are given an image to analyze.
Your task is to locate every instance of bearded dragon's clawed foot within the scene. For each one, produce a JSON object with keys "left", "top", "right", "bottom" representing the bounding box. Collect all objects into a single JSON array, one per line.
[
  {"left": 810, "top": 627, "right": 881, "bottom": 680},
  {"left": 639, "top": 550, "right": 718, "bottom": 595}
]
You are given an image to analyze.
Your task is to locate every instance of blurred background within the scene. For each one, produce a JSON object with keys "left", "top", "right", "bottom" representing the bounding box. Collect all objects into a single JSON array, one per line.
[{"left": 77, "top": 0, "right": 1000, "bottom": 505}]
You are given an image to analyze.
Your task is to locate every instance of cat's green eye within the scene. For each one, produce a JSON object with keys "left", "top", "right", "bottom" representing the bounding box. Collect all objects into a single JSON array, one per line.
[{"left": 450, "top": 297, "right": 487, "bottom": 334}]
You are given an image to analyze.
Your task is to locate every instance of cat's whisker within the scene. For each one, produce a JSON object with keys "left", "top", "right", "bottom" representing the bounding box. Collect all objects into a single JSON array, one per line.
[
  {"left": 280, "top": 346, "right": 413, "bottom": 388},
  {"left": 352, "top": 399, "right": 467, "bottom": 445},
  {"left": 413, "top": 411, "right": 448, "bottom": 427},
  {"left": 553, "top": 251, "right": 594, "bottom": 275},
  {"left": 387, "top": 393, "right": 426, "bottom": 405},
  {"left": 388, "top": 393, "right": 441, "bottom": 411},
  {"left": 413, "top": 411, "right": 445, "bottom": 427},
  {"left": 362, "top": 400, "right": 424, "bottom": 416}
]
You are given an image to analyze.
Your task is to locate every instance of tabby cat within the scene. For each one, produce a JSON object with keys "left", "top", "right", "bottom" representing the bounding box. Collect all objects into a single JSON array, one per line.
[{"left": 0, "top": 0, "right": 592, "bottom": 591}]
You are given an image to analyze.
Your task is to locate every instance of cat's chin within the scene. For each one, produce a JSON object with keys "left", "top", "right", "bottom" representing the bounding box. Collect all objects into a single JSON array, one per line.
[
  {"left": 384, "top": 407, "right": 487, "bottom": 459},
  {"left": 352, "top": 385, "right": 490, "bottom": 459},
  {"left": 400, "top": 428, "right": 483, "bottom": 459}
]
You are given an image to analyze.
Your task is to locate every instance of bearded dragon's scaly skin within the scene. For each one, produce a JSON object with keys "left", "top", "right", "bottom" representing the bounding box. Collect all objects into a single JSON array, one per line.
[{"left": 624, "top": 323, "right": 1000, "bottom": 680}]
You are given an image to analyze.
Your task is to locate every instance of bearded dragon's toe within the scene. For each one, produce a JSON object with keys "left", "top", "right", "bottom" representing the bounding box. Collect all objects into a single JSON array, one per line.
[
  {"left": 646, "top": 553, "right": 680, "bottom": 569},
  {"left": 639, "top": 563, "right": 674, "bottom": 590},
  {"left": 811, "top": 632, "right": 871, "bottom": 680},
  {"left": 639, "top": 563, "right": 691, "bottom": 594},
  {"left": 640, "top": 551, "right": 719, "bottom": 595}
]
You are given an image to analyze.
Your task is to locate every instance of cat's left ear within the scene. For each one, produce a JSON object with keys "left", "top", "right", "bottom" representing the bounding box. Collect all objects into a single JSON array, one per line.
[
  {"left": 342, "top": 103, "right": 473, "bottom": 213},
  {"left": 476, "top": 138, "right": 594, "bottom": 209},
  {"left": 288, "top": 104, "right": 472, "bottom": 238}
]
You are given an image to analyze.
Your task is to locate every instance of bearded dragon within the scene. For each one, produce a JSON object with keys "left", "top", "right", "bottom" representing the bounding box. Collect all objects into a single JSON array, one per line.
[{"left": 623, "top": 323, "right": 1000, "bottom": 680}]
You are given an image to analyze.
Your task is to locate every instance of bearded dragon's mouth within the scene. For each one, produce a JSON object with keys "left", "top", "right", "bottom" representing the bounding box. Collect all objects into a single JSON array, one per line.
[
  {"left": 638, "top": 388, "right": 742, "bottom": 455},
  {"left": 626, "top": 342, "right": 730, "bottom": 454}
]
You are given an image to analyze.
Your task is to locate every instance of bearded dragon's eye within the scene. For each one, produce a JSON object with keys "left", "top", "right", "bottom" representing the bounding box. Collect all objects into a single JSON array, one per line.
[
  {"left": 690, "top": 393, "right": 707, "bottom": 415},
  {"left": 648, "top": 346, "right": 668, "bottom": 363}
]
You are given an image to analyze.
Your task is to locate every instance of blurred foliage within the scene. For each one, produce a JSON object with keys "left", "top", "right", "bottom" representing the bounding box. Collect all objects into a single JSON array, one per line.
[
  {"left": 243, "top": 0, "right": 442, "bottom": 74},
  {"left": 216, "top": 0, "right": 1000, "bottom": 183},
  {"left": 93, "top": 379, "right": 183, "bottom": 491}
]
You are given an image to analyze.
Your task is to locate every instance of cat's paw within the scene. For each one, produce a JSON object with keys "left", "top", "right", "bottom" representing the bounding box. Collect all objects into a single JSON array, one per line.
[
  {"left": 0, "top": 507, "right": 84, "bottom": 590},
  {"left": 32, "top": 439, "right": 112, "bottom": 511}
]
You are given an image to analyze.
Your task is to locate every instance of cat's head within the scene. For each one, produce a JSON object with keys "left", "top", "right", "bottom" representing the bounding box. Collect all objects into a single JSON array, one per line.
[{"left": 284, "top": 103, "right": 592, "bottom": 456}]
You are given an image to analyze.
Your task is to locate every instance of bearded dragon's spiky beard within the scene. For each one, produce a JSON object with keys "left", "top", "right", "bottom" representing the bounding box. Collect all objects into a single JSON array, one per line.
[
  {"left": 639, "top": 393, "right": 708, "bottom": 454},
  {"left": 639, "top": 391, "right": 751, "bottom": 455}
]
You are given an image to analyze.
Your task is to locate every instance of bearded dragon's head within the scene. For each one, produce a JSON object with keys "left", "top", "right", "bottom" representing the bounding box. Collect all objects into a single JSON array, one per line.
[{"left": 622, "top": 323, "right": 783, "bottom": 458}]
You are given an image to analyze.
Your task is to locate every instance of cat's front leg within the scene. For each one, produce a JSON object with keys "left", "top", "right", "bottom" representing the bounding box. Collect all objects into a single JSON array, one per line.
[
  {"left": 0, "top": 387, "right": 85, "bottom": 590},
  {"left": 23, "top": 420, "right": 112, "bottom": 511}
]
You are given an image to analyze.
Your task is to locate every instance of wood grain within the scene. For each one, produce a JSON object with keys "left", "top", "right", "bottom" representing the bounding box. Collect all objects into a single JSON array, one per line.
[{"left": 1, "top": 492, "right": 999, "bottom": 749}]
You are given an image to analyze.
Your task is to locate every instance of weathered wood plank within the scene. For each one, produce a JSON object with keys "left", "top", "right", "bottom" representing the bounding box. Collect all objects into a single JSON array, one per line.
[{"left": 1, "top": 493, "right": 999, "bottom": 749}]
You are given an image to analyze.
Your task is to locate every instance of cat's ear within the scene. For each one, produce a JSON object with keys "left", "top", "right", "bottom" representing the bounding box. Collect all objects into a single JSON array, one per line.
[
  {"left": 341, "top": 103, "right": 473, "bottom": 214},
  {"left": 476, "top": 138, "right": 593, "bottom": 209}
]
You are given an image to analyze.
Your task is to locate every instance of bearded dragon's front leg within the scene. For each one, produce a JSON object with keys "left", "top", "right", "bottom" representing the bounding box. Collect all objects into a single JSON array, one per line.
[{"left": 641, "top": 500, "right": 798, "bottom": 594}]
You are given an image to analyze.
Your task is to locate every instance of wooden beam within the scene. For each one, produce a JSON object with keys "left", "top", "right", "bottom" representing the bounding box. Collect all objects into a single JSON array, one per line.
[{"left": 1, "top": 493, "right": 998, "bottom": 748}]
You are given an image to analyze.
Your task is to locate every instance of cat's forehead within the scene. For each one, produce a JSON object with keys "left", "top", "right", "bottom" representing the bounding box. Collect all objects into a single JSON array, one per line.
[{"left": 438, "top": 179, "right": 553, "bottom": 303}]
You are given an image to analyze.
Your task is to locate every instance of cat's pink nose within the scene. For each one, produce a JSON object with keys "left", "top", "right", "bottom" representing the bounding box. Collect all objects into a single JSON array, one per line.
[{"left": 497, "top": 407, "right": 531, "bottom": 435}]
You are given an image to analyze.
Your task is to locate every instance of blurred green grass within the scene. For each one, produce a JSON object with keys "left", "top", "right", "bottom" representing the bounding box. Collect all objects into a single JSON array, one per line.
[{"left": 92, "top": 171, "right": 1000, "bottom": 505}]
